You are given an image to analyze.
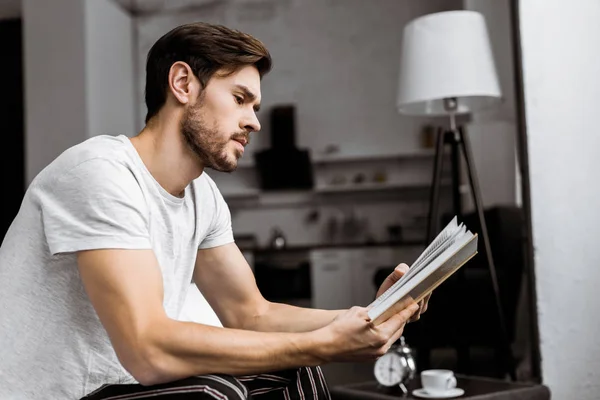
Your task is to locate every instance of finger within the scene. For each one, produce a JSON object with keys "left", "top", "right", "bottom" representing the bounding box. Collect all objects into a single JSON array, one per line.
[
  {"left": 347, "top": 306, "right": 370, "bottom": 320},
  {"left": 422, "top": 293, "right": 431, "bottom": 313},
  {"left": 379, "top": 302, "right": 419, "bottom": 334},
  {"left": 408, "top": 300, "right": 424, "bottom": 322},
  {"left": 386, "top": 322, "right": 407, "bottom": 347},
  {"left": 381, "top": 264, "right": 408, "bottom": 289}
]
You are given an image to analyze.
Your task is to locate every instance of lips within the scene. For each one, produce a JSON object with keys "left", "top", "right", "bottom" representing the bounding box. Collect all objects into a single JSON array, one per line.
[
  {"left": 233, "top": 137, "right": 247, "bottom": 147},
  {"left": 232, "top": 138, "right": 246, "bottom": 154}
]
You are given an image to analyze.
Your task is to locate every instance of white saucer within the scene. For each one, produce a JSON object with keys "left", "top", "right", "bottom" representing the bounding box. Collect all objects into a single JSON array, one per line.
[{"left": 412, "top": 387, "right": 464, "bottom": 399}]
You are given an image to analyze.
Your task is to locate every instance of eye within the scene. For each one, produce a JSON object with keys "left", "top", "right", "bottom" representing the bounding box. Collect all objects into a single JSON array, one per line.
[{"left": 234, "top": 95, "right": 244, "bottom": 105}]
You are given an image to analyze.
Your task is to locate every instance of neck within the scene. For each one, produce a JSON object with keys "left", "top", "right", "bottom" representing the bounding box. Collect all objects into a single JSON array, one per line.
[{"left": 130, "top": 118, "right": 204, "bottom": 197}]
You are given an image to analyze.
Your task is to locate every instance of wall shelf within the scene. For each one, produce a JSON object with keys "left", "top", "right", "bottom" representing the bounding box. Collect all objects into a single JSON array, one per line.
[
  {"left": 240, "top": 240, "right": 426, "bottom": 254},
  {"left": 218, "top": 148, "right": 451, "bottom": 209},
  {"left": 219, "top": 188, "right": 260, "bottom": 199},
  {"left": 223, "top": 182, "right": 451, "bottom": 209},
  {"left": 312, "top": 148, "right": 436, "bottom": 164},
  {"left": 314, "top": 181, "right": 433, "bottom": 194},
  {"left": 232, "top": 148, "right": 437, "bottom": 169}
]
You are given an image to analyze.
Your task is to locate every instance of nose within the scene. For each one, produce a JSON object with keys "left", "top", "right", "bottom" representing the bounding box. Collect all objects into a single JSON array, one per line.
[{"left": 241, "top": 111, "right": 261, "bottom": 133}]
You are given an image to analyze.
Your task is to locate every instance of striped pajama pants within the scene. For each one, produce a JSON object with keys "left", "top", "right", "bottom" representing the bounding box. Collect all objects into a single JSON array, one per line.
[{"left": 82, "top": 366, "right": 331, "bottom": 400}]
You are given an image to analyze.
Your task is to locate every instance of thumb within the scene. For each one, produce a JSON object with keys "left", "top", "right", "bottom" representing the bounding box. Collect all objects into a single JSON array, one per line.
[
  {"left": 377, "top": 264, "right": 409, "bottom": 297},
  {"left": 393, "top": 263, "right": 410, "bottom": 279}
]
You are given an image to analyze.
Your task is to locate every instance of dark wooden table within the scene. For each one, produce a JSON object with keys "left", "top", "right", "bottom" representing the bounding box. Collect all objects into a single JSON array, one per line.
[{"left": 330, "top": 375, "right": 550, "bottom": 400}]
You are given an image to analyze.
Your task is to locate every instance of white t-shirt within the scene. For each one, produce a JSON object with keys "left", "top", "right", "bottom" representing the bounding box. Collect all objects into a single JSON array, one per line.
[{"left": 0, "top": 134, "right": 234, "bottom": 399}]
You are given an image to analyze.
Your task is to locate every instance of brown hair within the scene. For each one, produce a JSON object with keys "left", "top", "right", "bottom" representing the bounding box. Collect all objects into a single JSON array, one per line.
[{"left": 144, "top": 22, "right": 272, "bottom": 124}]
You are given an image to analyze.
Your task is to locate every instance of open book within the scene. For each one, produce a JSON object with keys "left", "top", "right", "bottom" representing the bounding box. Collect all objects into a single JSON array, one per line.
[{"left": 367, "top": 216, "right": 478, "bottom": 325}]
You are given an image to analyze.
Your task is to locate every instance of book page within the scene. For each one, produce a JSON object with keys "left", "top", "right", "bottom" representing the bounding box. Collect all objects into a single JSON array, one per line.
[
  {"left": 368, "top": 217, "right": 464, "bottom": 310},
  {"left": 367, "top": 232, "right": 477, "bottom": 324},
  {"left": 401, "top": 224, "right": 466, "bottom": 283},
  {"left": 411, "top": 217, "right": 459, "bottom": 268}
]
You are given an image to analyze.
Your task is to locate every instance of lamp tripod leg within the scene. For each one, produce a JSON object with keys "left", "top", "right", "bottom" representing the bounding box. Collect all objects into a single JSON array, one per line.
[
  {"left": 458, "top": 126, "right": 516, "bottom": 380},
  {"left": 426, "top": 127, "right": 446, "bottom": 243}
]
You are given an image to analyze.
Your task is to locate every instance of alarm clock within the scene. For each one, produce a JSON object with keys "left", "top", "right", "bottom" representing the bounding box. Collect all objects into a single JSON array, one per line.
[{"left": 373, "top": 336, "right": 416, "bottom": 394}]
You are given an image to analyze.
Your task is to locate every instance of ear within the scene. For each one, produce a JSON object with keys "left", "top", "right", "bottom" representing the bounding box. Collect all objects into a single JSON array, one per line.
[{"left": 168, "top": 61, "right": 199, "bottom": 105}]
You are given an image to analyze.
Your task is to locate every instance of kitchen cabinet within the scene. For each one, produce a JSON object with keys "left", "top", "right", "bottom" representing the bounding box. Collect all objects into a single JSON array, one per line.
[
  {"left": 310, "top": 249, "right": 357, "bottom": 310},
  {"left": 351, "top": 247, "right": 397, "bottom": 307},
  {"left": 310, "top": 246, "right": 424, "bottom": 310}
]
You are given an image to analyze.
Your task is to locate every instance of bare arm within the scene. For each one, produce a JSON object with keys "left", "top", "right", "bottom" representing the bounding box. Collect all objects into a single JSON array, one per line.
[
  {"left": 248, "top": 302, "right": 343, "bottom": 332},
  {"left": 78, "top": 248, "right": 418, "bottom": 386},
  {"left": 194, "top": 243, "right": 343, "bottom": 332}
]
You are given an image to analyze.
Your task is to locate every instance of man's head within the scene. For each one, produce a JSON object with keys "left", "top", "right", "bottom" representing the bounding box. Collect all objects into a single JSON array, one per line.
[{"left": 144, "top": 22, "right": 272, "bottom": 172}]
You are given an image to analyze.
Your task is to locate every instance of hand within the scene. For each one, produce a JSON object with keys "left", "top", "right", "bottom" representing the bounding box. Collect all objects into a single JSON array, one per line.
[
  {"left": 375, "top": 263, "right": 431, "bottom": 323},
  {"left": 317, "top": 303, "right": 420, "bottom": 363}
]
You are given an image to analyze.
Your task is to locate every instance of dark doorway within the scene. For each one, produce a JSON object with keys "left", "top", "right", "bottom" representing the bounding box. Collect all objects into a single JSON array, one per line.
[{"left": 0, "top": 19, "right": 25, "bottom": 242}]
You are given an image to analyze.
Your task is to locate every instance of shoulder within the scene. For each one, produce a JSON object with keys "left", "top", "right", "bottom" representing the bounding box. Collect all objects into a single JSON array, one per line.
[
  {"left": 28, "top": 135, "right": 148, "bottom": 209},
  {"left": 32, "top": 135, "right": 141, "bottom": 189}
]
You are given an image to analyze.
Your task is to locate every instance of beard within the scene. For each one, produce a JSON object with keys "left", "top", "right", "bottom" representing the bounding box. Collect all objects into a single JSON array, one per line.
[{"left": 180, "top": 103, "right": 246, "bottom": 173}]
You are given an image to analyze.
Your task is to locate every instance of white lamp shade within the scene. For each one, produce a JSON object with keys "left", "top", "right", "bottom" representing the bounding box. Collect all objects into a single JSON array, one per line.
[{"left": 396, "top": 10, "right": 502, "bottom": 116}]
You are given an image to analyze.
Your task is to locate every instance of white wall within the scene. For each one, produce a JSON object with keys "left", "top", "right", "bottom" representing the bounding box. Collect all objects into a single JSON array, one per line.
[
  {"left": 135, "top": 0, "right": 448, "bottom": 155},
  {"left": 23, "top": 0, "right": 135, "bottom": 183},
  {"left": 22, "top": 0, "right": 87, "bottom": 184},
  {"left": 86, "top": 0, "right": 136, "bottom": 139},
  {"left": 23, "top": 0, "right": 87, "bottom": 183},
  {"left": 520, "top": 0, "right": 600, "bottom": 398},
  {"left": 134, "top": 0, "right": 460, "bottom": 247}
]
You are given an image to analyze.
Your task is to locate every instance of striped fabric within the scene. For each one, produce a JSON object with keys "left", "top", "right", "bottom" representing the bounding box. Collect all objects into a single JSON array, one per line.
[{"left": 82, "top": 367, "right": 331, "bottom": 400}]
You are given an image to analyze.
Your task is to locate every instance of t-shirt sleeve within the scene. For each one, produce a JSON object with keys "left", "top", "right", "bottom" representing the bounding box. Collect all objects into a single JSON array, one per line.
[
  {"left": 41, "top": 158, "right": 152, "bottom": 255},
  {"left": 198, "top": 177, "right": 234, "bottom": 250}
]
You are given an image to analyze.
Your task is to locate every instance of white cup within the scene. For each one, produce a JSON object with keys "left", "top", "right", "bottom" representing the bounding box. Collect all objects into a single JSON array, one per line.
[{"left": 421, "top": 369, "right": 457, "bottom": 395}]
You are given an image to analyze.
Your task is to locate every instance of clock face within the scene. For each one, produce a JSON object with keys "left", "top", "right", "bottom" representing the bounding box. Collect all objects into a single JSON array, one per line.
[{"left": 373, "top": 351, "right": 407, "bottom": 387}]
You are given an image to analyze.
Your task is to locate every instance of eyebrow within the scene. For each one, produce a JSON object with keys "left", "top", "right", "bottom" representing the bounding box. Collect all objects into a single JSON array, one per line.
[{"left": 234, "top": 84, "right": 261, "bottom": 112}]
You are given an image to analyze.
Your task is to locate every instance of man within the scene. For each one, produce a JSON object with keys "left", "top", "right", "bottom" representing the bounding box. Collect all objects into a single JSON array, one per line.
[{"left": 0, "top": 22, "right": 426, "bottom": 399}]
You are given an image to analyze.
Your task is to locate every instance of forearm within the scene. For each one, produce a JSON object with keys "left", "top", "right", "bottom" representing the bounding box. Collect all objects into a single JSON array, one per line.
[
  {"left": 243, "top": 301, "right": 345, "bottom": 333},
  {"left": 140, "top": 318, "right": 329, "bottom": 385}
]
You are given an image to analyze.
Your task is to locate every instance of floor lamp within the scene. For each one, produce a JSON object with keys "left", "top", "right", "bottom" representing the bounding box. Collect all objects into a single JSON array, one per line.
[{"left": 396, "top": 11, "right": 516, "bottom": 380}]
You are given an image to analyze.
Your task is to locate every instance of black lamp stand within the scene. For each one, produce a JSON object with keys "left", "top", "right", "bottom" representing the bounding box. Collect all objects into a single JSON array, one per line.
[{"left": 426, "top": 104, "right": 516, "bottom": 380}]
